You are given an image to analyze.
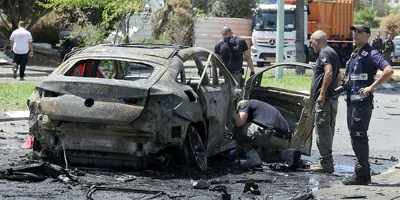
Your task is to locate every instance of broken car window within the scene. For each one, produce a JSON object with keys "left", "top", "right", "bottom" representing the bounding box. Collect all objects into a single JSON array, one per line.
[{"left": 65, "top": 59, "right": 154, "bottom": 81}]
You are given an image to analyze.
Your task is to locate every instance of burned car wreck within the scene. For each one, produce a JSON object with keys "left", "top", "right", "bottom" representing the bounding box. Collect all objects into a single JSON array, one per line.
[{"left": 28, "top": 44, "right": 315, "bottom": 171}]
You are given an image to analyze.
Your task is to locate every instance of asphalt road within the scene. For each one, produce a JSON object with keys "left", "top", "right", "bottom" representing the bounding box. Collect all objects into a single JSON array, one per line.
[{"left": 0, "top": 90, "right": 399, "bottom": 199}]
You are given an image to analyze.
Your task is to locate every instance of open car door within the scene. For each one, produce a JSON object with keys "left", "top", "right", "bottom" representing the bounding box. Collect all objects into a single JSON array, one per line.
[{"left": 243, "top": 62, "right": 315, "bottom": 156}]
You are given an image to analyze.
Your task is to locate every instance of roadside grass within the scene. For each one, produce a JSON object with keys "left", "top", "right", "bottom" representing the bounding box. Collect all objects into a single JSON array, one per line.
[
  {"left": 245, "top": 72, "right": 313, "bottom": 91},
  {"left": 0, "top": 82, "right": 37, "bottom": 111}
]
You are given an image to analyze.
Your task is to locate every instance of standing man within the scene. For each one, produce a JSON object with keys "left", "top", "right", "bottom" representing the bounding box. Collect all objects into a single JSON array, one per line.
[
  {"left": 370, "top": 31, "right": 383, "bottom": 53},
  {"left": 10, "top": 21, "right": 34, "bottom": 81},
  {"left": 214, "top": 27, "right": 255, "bottom": 86},
  {"left": 232, "top": 99, "right": 291, "bottom": 168},
  {"left": 341, "top": 25, "right": 393, "bottom": 185},
  {"left": 382, "top": 33, "right": 395, "bottom": 63},
  {"left": 59, "top": 23, "right": 73, "bottom": 62},
  {"left": 309, "top": 30, "right": 341, "bottom": 173}
]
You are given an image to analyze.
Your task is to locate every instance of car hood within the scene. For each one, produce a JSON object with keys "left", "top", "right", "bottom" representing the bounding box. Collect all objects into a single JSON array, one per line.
[{"left": 36, "top": 75, "right": 151, "bottom": 125}]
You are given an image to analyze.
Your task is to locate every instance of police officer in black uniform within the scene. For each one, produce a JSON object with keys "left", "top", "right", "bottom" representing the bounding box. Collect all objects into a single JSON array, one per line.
[
  {"left": 341, "top": 25, "right": 394, "bottom": 185},
  {"left": 370, "top": 31, "right": 383, "bottom": 53},
  {"left": 214, "top": 27, "right": 255, "bottom": 87}
]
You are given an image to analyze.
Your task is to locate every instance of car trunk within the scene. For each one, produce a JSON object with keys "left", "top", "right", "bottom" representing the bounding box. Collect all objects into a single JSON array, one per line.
[{"left": 36, "top": 76, "right": 151, "bottom": 125}]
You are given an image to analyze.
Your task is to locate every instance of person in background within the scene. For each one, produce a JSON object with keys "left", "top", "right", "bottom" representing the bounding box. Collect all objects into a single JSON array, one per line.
[
  {"left": 10, "top": 21, "right": 34, "bottom": 81},
  {"left": 59, "top": 23, "right": 74, "bottom": 62},
  {"left": 214, "top": 27, "right": 255, "bottom": 87},
  {"left": 370, "top": 31, "right": 383, "bottom": 53},
  {"left": 382, "top": 33, "right": 395, "bottom": 63}
]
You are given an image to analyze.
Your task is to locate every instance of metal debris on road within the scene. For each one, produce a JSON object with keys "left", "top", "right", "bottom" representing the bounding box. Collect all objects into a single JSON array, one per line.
[
  {"left": 387, "top": 113, "right": 400, "bottom": 116},
  {"left": 243, "top": 182, "right": 261, "bottom": 195},
  {"left": 115, "top": 174, "right": 137, "bottom": 182},
  {"left": 85, "top": 185, "right": 165, "bottom": 200},
  {"left": 192, "top": 179, "right": 211, "bottom": 189},
  {"left": 343, "top": 154, "right": 399, "bottom": 162},
  {"left": 209, "top": 185, "right": 231, "bottom": 200},
  {"left": 384, "top": 106, "right": 397, "bottom": 109}
]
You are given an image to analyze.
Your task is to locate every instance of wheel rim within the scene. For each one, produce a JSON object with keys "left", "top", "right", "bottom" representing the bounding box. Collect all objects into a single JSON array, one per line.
[{"left": 187, "top": 126, "right": 207, "bottom": 171}]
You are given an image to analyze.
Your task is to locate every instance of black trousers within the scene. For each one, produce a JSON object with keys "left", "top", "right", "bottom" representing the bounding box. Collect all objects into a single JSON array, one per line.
[
  {"left": 346, "top": 100, "right": 373, "bottom": 180},
  {"left": 13, "top": 53, "right": 29, "bottom": 78}
]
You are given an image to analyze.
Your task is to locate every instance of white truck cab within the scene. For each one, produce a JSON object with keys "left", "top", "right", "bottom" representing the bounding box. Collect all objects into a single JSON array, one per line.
[{"left": 251, "top": 3, "right": 309, "bottom": 67}]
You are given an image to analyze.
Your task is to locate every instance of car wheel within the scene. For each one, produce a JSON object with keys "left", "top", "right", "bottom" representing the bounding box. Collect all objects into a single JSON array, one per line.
[
  {"left": 256, "top": 62, "right": 264, "bottom": 67},
  {"left": 183, "top": 125, "right": 207, "bottom": 171}
]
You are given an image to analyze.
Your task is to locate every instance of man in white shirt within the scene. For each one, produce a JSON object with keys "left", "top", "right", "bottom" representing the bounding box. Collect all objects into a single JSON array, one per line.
[{"left": 10, "top": 21, "right": 34, "bottom": 80}]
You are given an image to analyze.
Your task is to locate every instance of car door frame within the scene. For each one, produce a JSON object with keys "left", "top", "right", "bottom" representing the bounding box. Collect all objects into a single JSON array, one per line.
[{"left": 243, "top": 62, "right": 316, "bottom": 156}]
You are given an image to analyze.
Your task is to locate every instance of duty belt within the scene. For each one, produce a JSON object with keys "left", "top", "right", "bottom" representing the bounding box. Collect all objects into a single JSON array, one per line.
[
  {"left": 257, "top": 126, "right": 292, "bottom": 140},
  {"left": 229, "top": 69, "right": 241, "bottom": 74}
]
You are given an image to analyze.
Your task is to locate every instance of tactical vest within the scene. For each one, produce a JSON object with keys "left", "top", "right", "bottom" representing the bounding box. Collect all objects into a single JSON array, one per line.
[
  {"left": 345, "top": 46, "right": 376, "bottom": 103},
  {"left": 372, "top": 38, "right": 383, "bottom": 50},
  {"left": 219, "top": 37, "right": 243, "bottom": 70}
]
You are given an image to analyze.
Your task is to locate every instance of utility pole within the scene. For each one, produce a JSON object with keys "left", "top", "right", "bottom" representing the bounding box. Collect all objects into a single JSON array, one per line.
[
  {"left": 371, "top": 0, "right": 375, "bottom": 27},
  {"left": 295, "top": 0, "right": 306, "bottom": 74},
  {"left": 275, "top": 0, "right": 284, "bottom": 79}
]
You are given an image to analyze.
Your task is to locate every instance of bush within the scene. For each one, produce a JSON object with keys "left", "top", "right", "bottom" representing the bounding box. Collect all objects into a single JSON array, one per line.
[
  {"left": 381, "top": 12, "right": 400, "bottom": 36},
  {"left": 152, "top": 0, "right": 195, "bottom": 46},
  {"left": 30, "top": 22, "right": 62, "bottom": 47}
]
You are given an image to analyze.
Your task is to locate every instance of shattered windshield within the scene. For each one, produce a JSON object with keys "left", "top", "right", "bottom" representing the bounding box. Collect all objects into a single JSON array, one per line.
[{"left": 253, "top": 10, "right": 296, "bottom": 31}]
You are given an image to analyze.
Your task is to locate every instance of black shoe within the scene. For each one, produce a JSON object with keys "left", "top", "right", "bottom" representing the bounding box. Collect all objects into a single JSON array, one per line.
[{"left": 342, "top": 175, "right": 370, "bottom": 185}]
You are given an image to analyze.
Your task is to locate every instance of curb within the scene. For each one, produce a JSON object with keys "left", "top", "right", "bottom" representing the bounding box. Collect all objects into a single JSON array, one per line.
[
  {"left": 0, "top": 72, "right": 49, "bottom": 78},
  {"left": 0, "top": 111, "right": 29, "bottom": 122}
]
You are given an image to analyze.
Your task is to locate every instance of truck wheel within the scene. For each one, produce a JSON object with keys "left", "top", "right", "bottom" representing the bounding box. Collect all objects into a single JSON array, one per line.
[
  {"left": 183, "top": 125, "right": 207, "bottom": 171},
  {"left": 256, "top": 62, "right": 264, "bottom": 67}
]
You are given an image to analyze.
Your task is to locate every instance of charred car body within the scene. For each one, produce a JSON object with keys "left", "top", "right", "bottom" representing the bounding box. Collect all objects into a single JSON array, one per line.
[{"left": 28, "top": 44, "right": 315, "bottom": 171}]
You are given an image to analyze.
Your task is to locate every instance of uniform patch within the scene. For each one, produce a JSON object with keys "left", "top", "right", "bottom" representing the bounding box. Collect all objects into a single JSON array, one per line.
[
  {"left": 350, "top": 73, "right": 368, "bottom": 80},
  {"left": 361, "top": 50, "right": 368, "bottom": 56}
]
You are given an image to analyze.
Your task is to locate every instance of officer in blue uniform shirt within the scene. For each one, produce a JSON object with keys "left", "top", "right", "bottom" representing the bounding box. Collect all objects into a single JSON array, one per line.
[{"left": 341, "top": 25, "right": 394, "bottom": 185}]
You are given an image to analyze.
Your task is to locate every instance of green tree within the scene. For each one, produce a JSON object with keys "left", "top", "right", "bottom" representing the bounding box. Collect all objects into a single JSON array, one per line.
[
  {"left": 209, "top": 0, "right": 255, "bottom": 19},
  {"left": 381, "top": 11, "right": 400, "bottom": 35},
  {"left": 40, "top": 0, "right": 146, "bottom": 25},
  {"left": 375, "top": 0, "right": 391, "bottom": 17},
  {"left": 0, "top": 0, "right": 51, "bottom": 33},
  {"left": 153, "top": 0, "right": 196, "bottom": 46},
  {"left": 355, "top": 8, "right": 376, "bottom": 26}
]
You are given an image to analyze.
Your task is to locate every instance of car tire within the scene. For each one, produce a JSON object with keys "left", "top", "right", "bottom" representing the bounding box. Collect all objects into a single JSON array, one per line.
[
  {"left": 183, "top": 125, "right": 207, "bottom": 171},
  {"left": 256, "top": 62, "right": 264, "bottom": 67}
]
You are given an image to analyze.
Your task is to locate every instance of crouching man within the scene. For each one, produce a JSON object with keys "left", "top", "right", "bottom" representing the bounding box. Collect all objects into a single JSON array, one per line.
[{"left": 232, "top": 99, "right": 292, "bottom": 168}]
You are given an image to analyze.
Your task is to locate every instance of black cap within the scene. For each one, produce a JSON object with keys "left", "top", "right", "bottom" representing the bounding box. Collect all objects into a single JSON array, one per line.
[
  {"left": 221, "top": 27, "right": 233, "bottom": 35},
  {"left": 350, "top": 25, "right": 371, "bottom": 34}
]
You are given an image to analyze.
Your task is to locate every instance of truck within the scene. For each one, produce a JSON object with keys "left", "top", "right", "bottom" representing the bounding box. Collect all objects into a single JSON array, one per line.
[{"left": 251, "top": 0, "right": 354, "bottom": 67}]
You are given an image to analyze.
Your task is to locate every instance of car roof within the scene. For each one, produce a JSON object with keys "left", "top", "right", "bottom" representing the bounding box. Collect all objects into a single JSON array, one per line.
[{"left": 75, "top": 43, "right": 188, "bottom": 61}]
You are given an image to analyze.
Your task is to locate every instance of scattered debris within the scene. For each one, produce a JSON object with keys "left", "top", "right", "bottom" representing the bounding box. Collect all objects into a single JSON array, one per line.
[
  {"left": 0, "top": 129, "right": 4, "bottom": 133},
  {"left": 395, "top": 166, "right": 400, "bottom": 169},
  {"left": 210, "top": 178, "right": 274, "bottom": 185},
  {"left": 0, "top": 136, "right": 5, "bottom": 140},
  {"left": 192, "top": 179, "right": 210, "bottom": 189},
  {"left": 376, "top": 192, "right": 385, "bottom": 196},
  {"left": 85, "top": 185, "right": 166, "bottom": 200},
  {"left": 378, "top": 118, "right": 391, "bottom": 120},
  {"left": 341, "top": 195, "right": 367, "bottom": 199},
  {"left": 115, "top": 174, "right": 136, "bottom": 182},
  {"left": 209, "top": 185, "right": 231, "bottom": 200},
  {"left": 281, "top": 148, "right": 302, "bottom": 169},
  {"left": 390, "top": 156, "right": 399, "bottom": 162},
  {"left": 243, "top": 182, "right": 261, "bottom": 195},
  {"left": 391, "top": 99, "right": 398, "bottom": 102},
  {"left": 387, "top": 113, "right": 400, "bottom": 116},
  {"left": 289, "top": 188, "right": 314, "bottom": 200},
  {"left": 0, "top": 163, "right": 63, "bottom": 182},
  {"left": 384, "top": 106, "right": 396, "bottom": 109},
  {"left": 343, "top": 154, "right": 398, "bottom": 162}
]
